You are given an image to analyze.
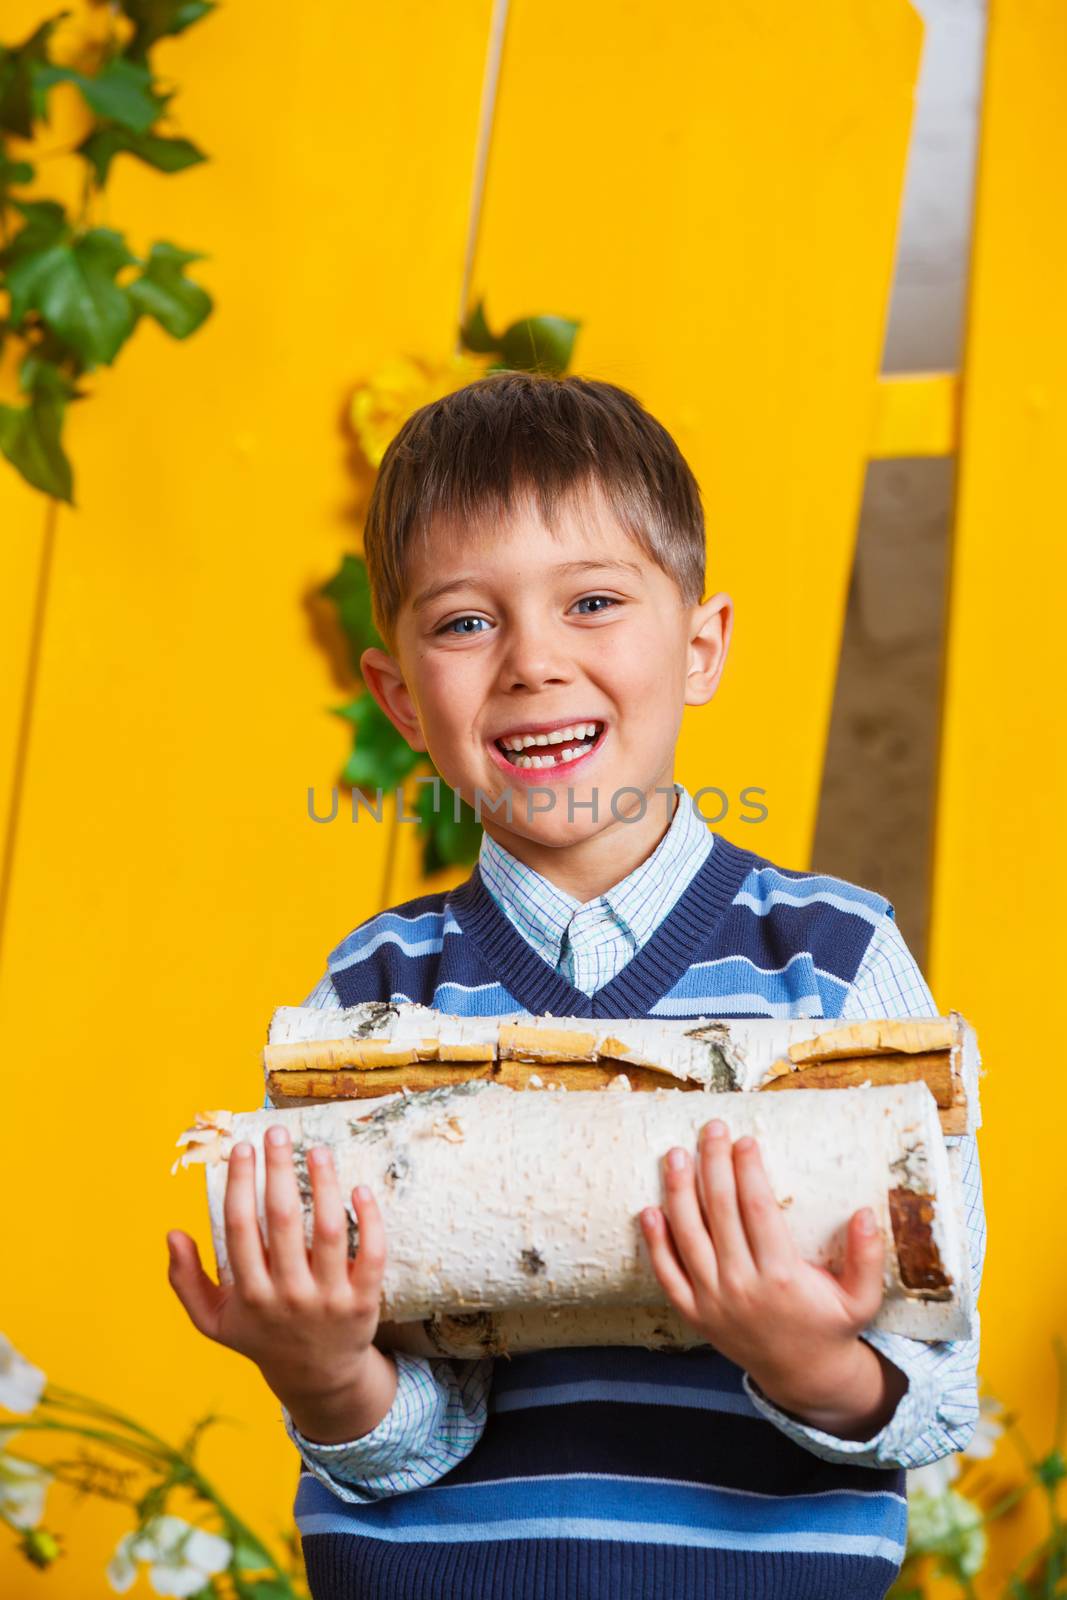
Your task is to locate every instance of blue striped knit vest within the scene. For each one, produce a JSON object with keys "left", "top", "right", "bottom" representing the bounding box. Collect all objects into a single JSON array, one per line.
[{"left": 297, "top": 831, "right": 908, "bottom": 1600}]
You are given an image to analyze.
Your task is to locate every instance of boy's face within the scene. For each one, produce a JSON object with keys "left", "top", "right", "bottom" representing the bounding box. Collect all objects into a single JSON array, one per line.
[{"left": 361, "top": 488, "right": 731, "bottom": 860}]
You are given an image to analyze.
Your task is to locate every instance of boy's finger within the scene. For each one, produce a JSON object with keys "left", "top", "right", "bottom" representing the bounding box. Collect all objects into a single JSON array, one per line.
[
  {"left": 640, "top": 1207, "right": 700, "bottom": 1325},
  {"left": 732, "top": 1137, "right": 798, "bottom": 1277},
  {"left": 223, "top": 1143, "right": 273, "bottom": 1303},
  {"left": 167, "top": 1231, "right": 224, "bottom": 1340},
  {"left": 308, "top": 1146, "right": 350, "bottom": 1293},
  {"left": 660, "top": 1148, "right": 719, "bottom": 1293},
  {"left": 262, "top": 1126, "right": 315, "bottom": 1298},
  {"left": 348, "top": 1185, "right": 386, "bottom": 1300},
  {"left": 696, "top": 1123, "right": 754, "bottom": 1276},
  {"left": 834, "top": 1209, "right": 885, "bottom": 1326}
]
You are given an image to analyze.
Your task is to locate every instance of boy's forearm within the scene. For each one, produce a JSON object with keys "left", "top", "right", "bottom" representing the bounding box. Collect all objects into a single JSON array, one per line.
[
  {"left": 274, "top": 1345, "right": 399, "bottom": 1445},
  {"left": 750, "top": 1338, "right": 907, "bottom": 1442}
]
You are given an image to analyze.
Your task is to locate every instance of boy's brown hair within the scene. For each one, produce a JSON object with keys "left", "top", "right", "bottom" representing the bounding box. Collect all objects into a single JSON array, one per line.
[{"left": 362, "top": 371, "right": 706, "bottom": 649}]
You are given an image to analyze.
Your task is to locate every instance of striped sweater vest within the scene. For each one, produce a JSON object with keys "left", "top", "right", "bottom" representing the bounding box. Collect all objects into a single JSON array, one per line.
[{"left": 297, "top": 831, "right": 908, "bottom": 1600}]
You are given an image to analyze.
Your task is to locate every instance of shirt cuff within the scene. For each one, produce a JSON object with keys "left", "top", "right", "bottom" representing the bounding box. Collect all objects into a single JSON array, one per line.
[
  {"left": 740, "top": 1335, "right": 941, "bottom": 1468},
  {"left": 283, "top": 1351, "right": 447, "bottom": 1494}
]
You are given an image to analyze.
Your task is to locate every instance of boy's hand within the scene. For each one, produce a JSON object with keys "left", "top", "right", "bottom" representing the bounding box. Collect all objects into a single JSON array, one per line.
[
  {"left": 640, "top": 1120, "right": 906, "bottom": 1440},
  {"left": 168, "top": 1126, "right": 397, "bottom": 1441}
]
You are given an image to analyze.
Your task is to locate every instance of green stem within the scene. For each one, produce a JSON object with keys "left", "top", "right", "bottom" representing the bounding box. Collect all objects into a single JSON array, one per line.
[
  {"left": 1043, "top": 1481, "right": 1062, "bottom": 1596},
  {"left": 0, "top": 495, "right": 59, "bottom": 974},
  {"left": 41, "top": 1386, "right": 184, "bottom": 1453},
  {"left": 42, "top": 1387, "right": 283, "bottom": 1566},
  {"left": 1010, "top": 1431, "right": 1038, "bottom": 1472},
  {"left": 10, "top": 1418, "right": 168, "bottom": 1471},
  {"left": 1054, "top": 1337, "right": 1067, "bottom": 1453},
  {"left": 983, "top": 1480, "right": 1035, "bottom": 1523},
  {"left": 34, "top": 1458, "right": 138, "bottom": 1507},
  {"left": 10, "top": 1416, "right": 294, "bottom": 1588},
  {"left": 76, "top": 163, "right": 93, "bottom": 229},
  {"left": 183, "top": 1466, "right": 281, "bottom": 1572},
  {"left": 1004, "top": 1528, "right": 1055, "bottom": 1594}
]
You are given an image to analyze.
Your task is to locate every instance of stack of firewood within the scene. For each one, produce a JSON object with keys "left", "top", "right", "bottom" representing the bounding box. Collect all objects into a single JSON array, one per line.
[{"left": 176, "top": 1004, "right": 981, "bottom": 1354}]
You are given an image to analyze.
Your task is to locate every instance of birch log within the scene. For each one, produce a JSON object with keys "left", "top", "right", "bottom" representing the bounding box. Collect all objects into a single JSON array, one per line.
[
  {"left": 184, "top": 1079, "right": 972, "bottom": 1342},
  {"left": 262, "top": 1003, "right": 981, "bottom": 1136},
  {"left": 378, "top": 1143, "right": 974, "bottom": 1357}
]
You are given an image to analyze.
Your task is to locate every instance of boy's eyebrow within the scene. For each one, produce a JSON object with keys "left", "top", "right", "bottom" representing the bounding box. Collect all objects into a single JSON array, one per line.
[
  {"left": 411, "top": 559, "right": 644, "bottom": 613},
  {"left": 553, "top": 558, "right": 645, "bottom": 580}
]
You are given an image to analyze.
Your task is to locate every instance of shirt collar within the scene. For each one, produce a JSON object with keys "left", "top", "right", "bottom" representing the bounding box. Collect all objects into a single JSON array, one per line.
[{"left": 477, "top": 783, "right": 713, "bottom": 963}]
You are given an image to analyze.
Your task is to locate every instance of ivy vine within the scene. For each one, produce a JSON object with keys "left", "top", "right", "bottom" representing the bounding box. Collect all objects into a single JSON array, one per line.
[
  {"left": 0, "top": 1, "right": 214, "bottom": 503},
  {"left": 322, "top": 299, "right": 581, "bottom": 876}
]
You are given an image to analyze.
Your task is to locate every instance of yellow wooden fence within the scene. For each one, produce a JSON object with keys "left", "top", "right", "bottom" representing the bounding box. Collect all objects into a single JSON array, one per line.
[{"left": 0, "top": 1, "right": 1063, "bottom": 1593}]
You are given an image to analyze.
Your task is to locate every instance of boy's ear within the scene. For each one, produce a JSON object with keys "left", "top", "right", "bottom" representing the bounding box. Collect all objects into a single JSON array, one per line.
[
  {"left": 684, "top": 591, "right": 733, "bottom": 707},
  {"left": 359, "top": 647, "right": 428, "bottom": 752}
]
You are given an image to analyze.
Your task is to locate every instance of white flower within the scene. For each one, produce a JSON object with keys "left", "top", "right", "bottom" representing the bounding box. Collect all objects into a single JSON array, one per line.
[
  {"left": 0, "top": 1436, "right": 52, "bottom": 1530},
  {"left": 108, "top": 1515, "right": 233, "bottom": 1597},
  {"left": 963, "top": 1394, "right": 1004, "bottom": 1461},
  {"left": 907, "top": 1455, "right": 960, "bottom": 1497},
  {"left": 907, "top": 1486, "right": 987, "bottom": 1577},
  {"left": 0, "top": 1336, "right": 46, "bottom": 1414}
]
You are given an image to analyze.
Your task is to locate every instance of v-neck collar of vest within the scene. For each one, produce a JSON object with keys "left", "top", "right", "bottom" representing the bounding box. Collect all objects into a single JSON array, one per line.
[{"left": 448, "top": 832, "right": 759, "bottom": 1019}]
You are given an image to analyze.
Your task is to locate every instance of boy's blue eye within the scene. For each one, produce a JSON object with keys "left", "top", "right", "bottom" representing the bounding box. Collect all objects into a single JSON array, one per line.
[
  {"left": 574, "top": 595, "right": 619, "bottom": 614},
  {"left": 440, "top": 615, "right": 490, "bottom": 635}
]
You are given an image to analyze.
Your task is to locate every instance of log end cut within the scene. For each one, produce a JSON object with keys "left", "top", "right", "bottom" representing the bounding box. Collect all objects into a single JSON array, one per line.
[{"left": 889, "top": 1188, "right": 954, "bottom": 1299}]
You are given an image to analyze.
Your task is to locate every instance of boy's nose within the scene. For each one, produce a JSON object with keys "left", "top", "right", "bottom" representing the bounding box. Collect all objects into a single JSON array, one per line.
[{"left": 497, "top": 625, "right": 575, "bottom": 693}]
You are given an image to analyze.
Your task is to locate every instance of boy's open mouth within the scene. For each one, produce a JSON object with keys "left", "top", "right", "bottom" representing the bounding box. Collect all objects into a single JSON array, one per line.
[{"left": 491, "top": 719, "right": 606, "bottom": 773}]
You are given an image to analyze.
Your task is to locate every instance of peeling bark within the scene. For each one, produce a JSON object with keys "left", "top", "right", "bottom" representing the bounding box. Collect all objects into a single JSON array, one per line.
[
  {"left": 186, "top": 1080, "right": 972, "bottom": 1341},
  {"left": 262, "top": 1004, "right": 980, "bottom": 1136}
]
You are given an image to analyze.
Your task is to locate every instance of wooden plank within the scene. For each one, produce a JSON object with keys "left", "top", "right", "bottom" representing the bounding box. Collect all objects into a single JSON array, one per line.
[
  {"left": 928, "top": 1, "right": 1067, "bottom": 1578},
  {"left": 466, "top": 0, "right": 922, "bottom": 867}
]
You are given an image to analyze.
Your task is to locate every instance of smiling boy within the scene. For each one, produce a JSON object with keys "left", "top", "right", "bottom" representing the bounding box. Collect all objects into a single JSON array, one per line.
[{"left": 169, "top": 372, "right": 984, "bottom": 1600}]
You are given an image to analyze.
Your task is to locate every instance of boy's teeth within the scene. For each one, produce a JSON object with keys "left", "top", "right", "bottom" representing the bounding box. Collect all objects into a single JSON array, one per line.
[
  {"left": 510, "top": 738, "right": 596, "bottom": 769},
  {"left": 499, "top": 722, "right": 599, "bottom": 753}
]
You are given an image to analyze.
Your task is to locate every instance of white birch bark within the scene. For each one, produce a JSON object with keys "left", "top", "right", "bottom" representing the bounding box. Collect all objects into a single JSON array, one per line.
[
  {"left": 377, "top": 1143, "right": 973, "bottom": 1355},
  {"left": 186, "top": 1079, "right": 971, "bottom": 1341},
  {"left": 265, "top": 1003, "right": 981, "bottom": 1130}
]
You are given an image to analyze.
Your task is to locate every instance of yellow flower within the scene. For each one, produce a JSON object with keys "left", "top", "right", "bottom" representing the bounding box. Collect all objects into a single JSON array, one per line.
[
  {"left": 350, "top": 353, "right": 492, "bottom": 470},
  {"left": 48, "top": 5, "right": 134, "bottom": 72},
  {"left": 20, "top": 1527, "right": 62, "bottom": 1569}
]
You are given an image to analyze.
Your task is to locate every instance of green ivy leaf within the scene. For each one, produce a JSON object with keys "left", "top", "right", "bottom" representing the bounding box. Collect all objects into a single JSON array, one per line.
[
  {"left": 459, "top": 298, "right": 499, "bottom": 355},
  {"left": 6, "top": 227, "right": 138, "bottom": 366},
  {"left": 321, "top": 553, "right": 384, "bottom": 669},
  {"left": 36, "top": 59, "right": 167, "bottom": 135},
  {"left": 235, "top": 1581, "right": 299, "bottom": 1600},
  {"left": 1, "top": 199, "right": 69, "bottom": 265},
  {"left": 19, "top": 351, "right": 81, "bottom": 399},
  {"left": 0, "top": 21, "right": 54, "bottom": 138},
  {"left": 0, "top": 151, "right": 34, "bottom": 189},
  {"left": 120, "top": 0, "right": 217, "bottom": 61},
  {"left": 78, "top": 127, "right": 206, "bottom": 185},
  {"left": 499, "top": 315, "right": 580, "bottom": 375},
  {"left": 416, "top": 779, "right": 482, "bottom": 873},
  {"left": 125, "top": 241, "right": 212, "bottom": 338},
  {"left": 335, "top": 692, "right": 423, "bottom": 790},
  {"left": 0, "top": 390, "right": 73, "bottom": 502}
]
